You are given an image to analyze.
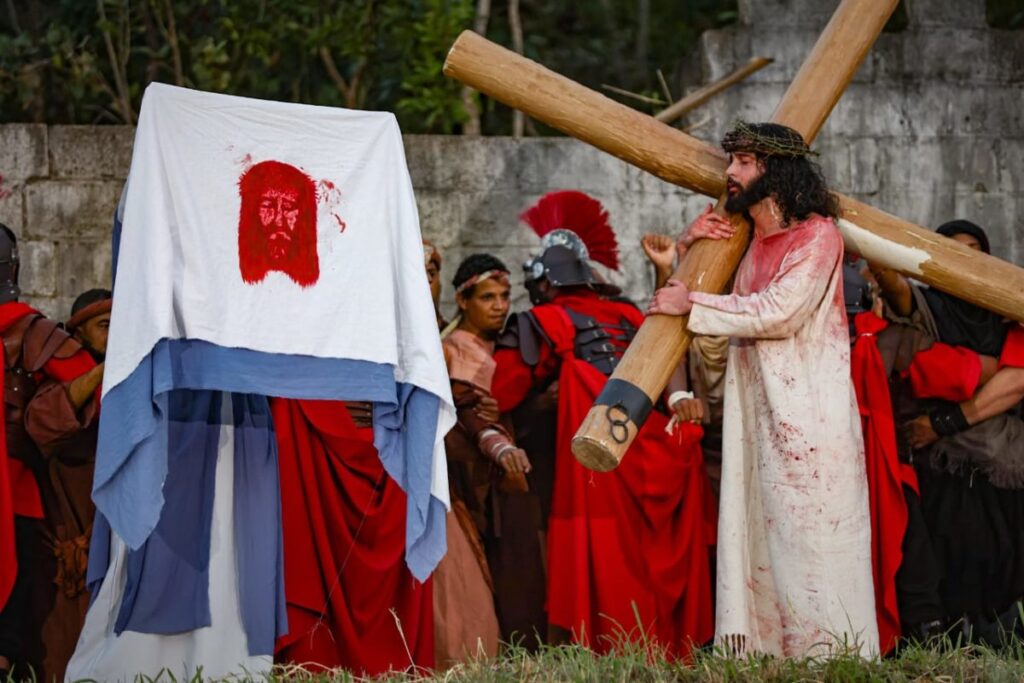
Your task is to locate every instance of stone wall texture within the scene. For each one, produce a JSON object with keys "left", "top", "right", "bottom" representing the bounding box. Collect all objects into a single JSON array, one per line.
[{"left": 0, "top": 0, "right": 1021, "bottom": 319}]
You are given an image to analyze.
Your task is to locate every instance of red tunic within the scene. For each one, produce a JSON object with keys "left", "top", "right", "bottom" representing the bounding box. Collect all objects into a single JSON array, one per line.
[
  {"left": 272, "top": 399, "right": 433, "bottom": 674},
  {"left": 493, "top": 291, "right": 716, "bottom": 658},
  {"left": 850, "top": 312, "right": 920, "bottom": 655}
]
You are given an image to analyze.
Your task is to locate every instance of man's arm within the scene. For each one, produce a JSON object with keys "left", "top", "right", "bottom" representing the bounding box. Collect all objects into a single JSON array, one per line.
[
  {"left": 67, "top": 362, "right": 104, "bottom": 410},
  {"left": 653, "top": 226, "right": 841, "bottom": 340},
  {"left": 641, "top": 233, "right": 676, "bottom": 290},
  {"left": 868, "top": 261, "right": 913, "bottom": 317},
  {"left": 26, "top": 347, "right": 101, "bottom": 457},
  {"left": 962, "top": 366, "right": 1024, "bottom": 425},
  {"left": 906, "top": 366, "right": 1024, "bottom": 449}
]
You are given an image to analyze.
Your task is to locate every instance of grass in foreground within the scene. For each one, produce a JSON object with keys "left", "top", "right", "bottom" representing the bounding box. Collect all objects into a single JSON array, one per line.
[
  {"left": 47, "top": 636, "right": 1024, "bottom": 683},
  {"left": 276, "top": 640, "right": 1024, "bottom": 683}
]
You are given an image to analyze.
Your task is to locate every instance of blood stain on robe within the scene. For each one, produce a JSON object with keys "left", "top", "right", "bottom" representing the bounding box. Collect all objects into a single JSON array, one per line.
[{"left": 238, "top": 160, "right": 320, "bottom": 287}]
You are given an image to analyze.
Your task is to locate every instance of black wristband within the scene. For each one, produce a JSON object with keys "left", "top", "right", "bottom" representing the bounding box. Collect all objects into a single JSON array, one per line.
[{"left": 928, "top": 402, "right": 970, "bottom": 437}]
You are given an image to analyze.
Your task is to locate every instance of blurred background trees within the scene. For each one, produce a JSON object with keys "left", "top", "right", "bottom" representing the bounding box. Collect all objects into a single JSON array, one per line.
[
  {"left": 1, "top": 0, "right": 1019, "bottom": 134},
  {"left": 0, "top": 0, "right": 738, "bottom": 132}
]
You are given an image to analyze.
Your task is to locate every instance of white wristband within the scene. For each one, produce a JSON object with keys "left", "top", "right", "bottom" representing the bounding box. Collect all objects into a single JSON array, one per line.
[
  {"left": 493, "top": 443, "right": 517, "bottom": 461},
  {"left": 668, "top": 390, "right": 695, "bottom": 408}
]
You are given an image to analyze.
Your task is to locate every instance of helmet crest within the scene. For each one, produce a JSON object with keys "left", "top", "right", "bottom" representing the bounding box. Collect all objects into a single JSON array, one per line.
[{"left": 520, "top": 190, "right": 619, "bottom": 271}]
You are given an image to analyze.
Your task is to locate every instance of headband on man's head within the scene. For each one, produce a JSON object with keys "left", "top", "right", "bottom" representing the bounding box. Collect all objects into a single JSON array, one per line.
[
  {"left": 455, "top": 269, "right": 510, "bottom": 296},
  {"left": 66, "top": 298, "right": 112, "bottom": 331},
  {"left": 721, "top": 120, "right": 817, "bottom": 159}
]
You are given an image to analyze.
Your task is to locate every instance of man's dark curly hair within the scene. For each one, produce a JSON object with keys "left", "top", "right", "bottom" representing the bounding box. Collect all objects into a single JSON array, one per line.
[
  {"left": 722, "top": 121, "right": 839, "bottom": 224},
  {"left": 452, "top": 253, "right": 509, "bottom": 296}
]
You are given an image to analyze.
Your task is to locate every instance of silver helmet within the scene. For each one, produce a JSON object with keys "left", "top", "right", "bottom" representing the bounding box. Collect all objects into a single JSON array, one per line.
[{"left": 0, "top": 224, "right": 19, "bottom": 305}]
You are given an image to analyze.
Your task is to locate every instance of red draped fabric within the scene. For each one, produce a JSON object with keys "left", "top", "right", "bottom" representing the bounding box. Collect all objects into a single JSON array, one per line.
[
  {"left": 850, "top": 312, "right": 919, "bottom": 655},
  {"left": 0, "top": 302, "right": 95, "bottom": 612},
  {"left": 495, "top": 292, "right": 716, "bottom": 658},
  {"left": 1000, "top": 325, "right": 1024, "bottom": 369},
  {"left": 272, "top": 399, "right": 433, "bottom": 675},
  {"left": 0, "top": 308, "right": 13, "bottom": 612},
  {"left": 907, "top": 342, "right": 981, "bottom": 402}
]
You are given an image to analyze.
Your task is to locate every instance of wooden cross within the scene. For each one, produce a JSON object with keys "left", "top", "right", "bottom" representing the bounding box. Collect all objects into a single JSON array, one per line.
[{"left": 443, "top": 0, "right": 1024, "bottom": 472}]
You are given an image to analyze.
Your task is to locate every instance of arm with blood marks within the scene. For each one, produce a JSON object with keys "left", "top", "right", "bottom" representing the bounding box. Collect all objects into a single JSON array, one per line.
[{"left": 687, "top": 230, "right": 839, "bottom": 340}]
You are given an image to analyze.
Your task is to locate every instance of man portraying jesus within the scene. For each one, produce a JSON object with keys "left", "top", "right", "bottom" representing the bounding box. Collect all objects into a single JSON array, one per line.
[
  {"left": 649, "top": 121, "right": 878, "bottom": 658},
  {"left": 238, "top": 160, "right": 319, "bottom": 287}
]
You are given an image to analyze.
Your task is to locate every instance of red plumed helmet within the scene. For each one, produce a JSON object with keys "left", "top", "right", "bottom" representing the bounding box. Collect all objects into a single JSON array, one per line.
[{"left": 520, "top": 190, "right": 620, "bottom": 271}]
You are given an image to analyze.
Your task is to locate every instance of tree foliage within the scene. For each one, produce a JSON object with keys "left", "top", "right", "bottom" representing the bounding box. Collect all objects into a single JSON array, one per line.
[{"left": 0, "top": 0, "right": 740, "bottom": 133}]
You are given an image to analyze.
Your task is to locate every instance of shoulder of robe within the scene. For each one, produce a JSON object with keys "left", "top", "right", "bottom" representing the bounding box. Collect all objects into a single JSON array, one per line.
[{"left": 21, "top": 315, "right": 84, "bottom": 372}]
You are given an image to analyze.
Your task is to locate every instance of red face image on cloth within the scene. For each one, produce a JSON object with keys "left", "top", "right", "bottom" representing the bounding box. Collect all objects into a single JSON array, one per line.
[{"left": 238, "top": 160, "right": 319, "bottom": 287}]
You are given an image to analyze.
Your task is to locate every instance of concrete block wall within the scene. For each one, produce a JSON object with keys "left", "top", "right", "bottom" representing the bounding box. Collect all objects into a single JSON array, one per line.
[
  {"left": 0, "top": 125, "right": 128, "bottom": 317},
  {"left": 0, "top": 0, "right": 1021, "bottom": 319}
]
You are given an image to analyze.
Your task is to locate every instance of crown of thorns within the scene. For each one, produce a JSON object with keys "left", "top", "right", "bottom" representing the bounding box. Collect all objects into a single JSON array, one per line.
[{"left": 720, "top": 121, "right": 818, "bottom": 158}]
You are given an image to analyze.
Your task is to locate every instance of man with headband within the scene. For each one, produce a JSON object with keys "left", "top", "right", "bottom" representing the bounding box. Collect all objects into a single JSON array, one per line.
[
  {"left": 649, "top": 122, "right": 877, "bottom": 657},
  {"left": 434, "top": 254, "right": 521, "bottom": 665},
  {"left": 20, "top": 289, "right": 109, "bottom": 680}
]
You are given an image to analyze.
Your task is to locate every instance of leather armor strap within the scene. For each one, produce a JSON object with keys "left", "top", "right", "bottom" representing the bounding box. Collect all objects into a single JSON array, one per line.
[
  {"left": 496, "top": 311, "right": 551, "bottom": 367},
  {"left": 564, "top": 308, "right": 636, "bottom": 377}
]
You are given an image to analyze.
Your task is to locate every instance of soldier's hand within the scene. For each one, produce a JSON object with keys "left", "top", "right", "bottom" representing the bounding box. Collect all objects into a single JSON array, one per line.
[
  {"left": 648, "top": 279, "right": 693, "bottom": 316},
  {"left": 682, "top": 204, "right": 736, "bottom": 247}
]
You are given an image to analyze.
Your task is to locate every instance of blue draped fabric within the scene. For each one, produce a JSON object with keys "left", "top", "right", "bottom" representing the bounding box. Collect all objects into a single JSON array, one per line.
[{"left": 92, "top": 202, "right": 447, "bottom": 656}]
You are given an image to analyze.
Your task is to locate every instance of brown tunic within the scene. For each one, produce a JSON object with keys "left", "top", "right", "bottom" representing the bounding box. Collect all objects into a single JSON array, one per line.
[{"left": 25, "top": 379, "right": 99, "bottom": 683}]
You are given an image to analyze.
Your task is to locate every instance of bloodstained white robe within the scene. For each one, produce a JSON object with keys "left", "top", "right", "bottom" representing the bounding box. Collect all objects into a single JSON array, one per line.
[{"left": 687, "top": 214, "right": 878, "bottom": 658}]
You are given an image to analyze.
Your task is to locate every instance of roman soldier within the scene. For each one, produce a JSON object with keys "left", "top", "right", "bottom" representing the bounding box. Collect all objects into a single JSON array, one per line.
[
  {"left": 491, "top": 191, "right": 717, "bottom": 657},
  {"left": 0, "top": 225, "right": 98, "bottom": 680}
]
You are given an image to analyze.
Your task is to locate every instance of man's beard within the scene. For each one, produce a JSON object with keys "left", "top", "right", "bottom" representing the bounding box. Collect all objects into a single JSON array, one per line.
[
  {"left": 79, "top": 340, "right": 104, "bottom": 363},
  {"left": 724, "top": 175, "right": 770, "bottom": 215},
  {"left": 266, "top": 231, "right": 295, "bottom": 262}
]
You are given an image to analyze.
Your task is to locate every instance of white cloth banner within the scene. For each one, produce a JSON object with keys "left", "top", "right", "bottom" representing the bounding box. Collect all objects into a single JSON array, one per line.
[{"left": 106, "top": 83, "right": 453, "bottom": 509}]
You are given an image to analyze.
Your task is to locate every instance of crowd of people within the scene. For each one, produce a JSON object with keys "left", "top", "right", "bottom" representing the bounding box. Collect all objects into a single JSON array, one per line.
[{"left": 1, "top": 120, "right": 1023, "bottom": 681}]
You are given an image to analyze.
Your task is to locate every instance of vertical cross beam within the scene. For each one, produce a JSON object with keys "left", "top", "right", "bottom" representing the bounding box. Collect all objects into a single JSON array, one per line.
[{"left": 571, "top": 0, "right": 898, "bottom": 470}]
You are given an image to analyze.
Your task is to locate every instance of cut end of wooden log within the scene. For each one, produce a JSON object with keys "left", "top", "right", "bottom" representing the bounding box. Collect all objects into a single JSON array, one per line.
[
  {"left": 571, "top": 406, "right": 636, "bottom": 471},
  {"left": 442, "top": 30, "right": 475, "bottom": 76},
  {"left": 571, "top": 434, "right": 623, "bottom": 473}
]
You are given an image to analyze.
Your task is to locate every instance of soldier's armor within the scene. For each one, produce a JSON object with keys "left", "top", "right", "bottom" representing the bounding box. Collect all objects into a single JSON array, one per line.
[
  {"left": 3, "top": 314, "right": 81, "bottom": 472},
  {"left": 500, "top": 305, "right": 638, "bottom": 378}
]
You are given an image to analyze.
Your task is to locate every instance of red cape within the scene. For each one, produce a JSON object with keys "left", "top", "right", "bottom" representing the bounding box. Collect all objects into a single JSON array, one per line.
[
  {"left": 0, "top": 302, "right": 95, "bottom": 612},
  {"left": 526, "top": 294, "right": 716, "bottom": 658},
  {"left": 850, "top": 312, "right": 919, "bottom": 655},
  {"left": 272, "top": 398, "right": 433, "bottom": 674}
]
